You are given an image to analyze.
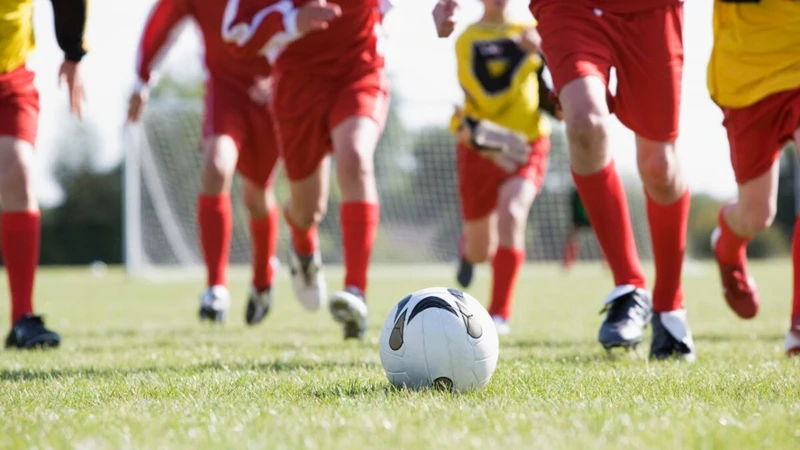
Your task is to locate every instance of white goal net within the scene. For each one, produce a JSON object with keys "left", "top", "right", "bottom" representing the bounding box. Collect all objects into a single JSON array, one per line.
[{"left": 123, "top": 97, "right": 653, "bottom": 276}]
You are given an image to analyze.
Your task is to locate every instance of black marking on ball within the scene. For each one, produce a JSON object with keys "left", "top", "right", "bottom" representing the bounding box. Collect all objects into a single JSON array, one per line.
[
  {"left": 433, "top": 377, "right": 454, "bottom": 392},
  {"left": 407, "top": 296, "right": 458, "bottom": 324},
  {"left": 394, "top": 295, "right": 412, "bottom": 321},
  {"left": 448, "top": 288, "right": 466, "bottom": 303},
  {"left": 454, "top": 301, "right": 483, "bottom": 339},
  {"left": 389, "top": 309, "right": 407, "bottom": 351}
]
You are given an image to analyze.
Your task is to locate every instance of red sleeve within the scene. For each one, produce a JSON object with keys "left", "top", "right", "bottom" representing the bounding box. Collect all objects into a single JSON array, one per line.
[
  {"left": 135, "top": 0, "right": 191, "bottom": 86},
  {"left": 221, "top": 0, "right": 301, "bottom": 59}
]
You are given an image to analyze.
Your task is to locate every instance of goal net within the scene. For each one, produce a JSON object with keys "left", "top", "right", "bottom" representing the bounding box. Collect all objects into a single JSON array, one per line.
[{"left": 124, "top": 97, "right": 653, "bottom": 277}]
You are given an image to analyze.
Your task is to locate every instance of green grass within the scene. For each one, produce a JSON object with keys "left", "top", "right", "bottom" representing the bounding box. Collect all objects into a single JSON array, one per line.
[{"left": 1, "top": 260, "right": 800, "bottom": 449}]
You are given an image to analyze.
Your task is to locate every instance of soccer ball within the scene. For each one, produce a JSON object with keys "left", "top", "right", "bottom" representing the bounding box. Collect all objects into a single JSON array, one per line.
[{"left": 378, "top": 287, "right": 499, "bottom": 392}]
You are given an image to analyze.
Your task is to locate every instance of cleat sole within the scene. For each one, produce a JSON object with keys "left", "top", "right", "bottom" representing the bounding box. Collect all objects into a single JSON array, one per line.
[{"left": 199, "top": 307, "right": 226, "bottom": 323}]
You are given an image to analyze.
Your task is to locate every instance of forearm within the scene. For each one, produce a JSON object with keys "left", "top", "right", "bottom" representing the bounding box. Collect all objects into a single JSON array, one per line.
[
  {"left": 50, "top": 0, "right": 89, "bottom": 62},
  {"left": 135, "top": 0, "right": 190, "bottom": 89}
]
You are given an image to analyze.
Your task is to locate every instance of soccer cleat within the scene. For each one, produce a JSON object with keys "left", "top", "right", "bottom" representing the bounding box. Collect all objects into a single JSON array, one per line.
[
  {"left": 456, "top": 258, "right": 474, "bottom": 288},
  {"left": 289, "top": 248, "right": 326, "bottom": 311},
  {"left": 650, "top": 309, "right": 696, "bottom": 362},
  {"left": 199, "top": 285, "right": 231, "bottom": 323},
  {"left": 5, "top": 315, "right": 60, "bottom": 350},
  {"left": 492, "top": 315, "right": 510, "bottom": 336},
  {"left": 329, "top": 286, "right": 368, "bottom": 340},
  {"left": 711, "top": 227, "right": 759, "bottom": 319},
  {"left": 598, "top": 285, "right": 653, "bottom": 350},
  {"left": 245, "top": 286, "right": 273, "bottom": 326}
]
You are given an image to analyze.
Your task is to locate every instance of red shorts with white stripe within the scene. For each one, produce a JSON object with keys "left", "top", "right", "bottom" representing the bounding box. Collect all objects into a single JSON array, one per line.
[
  {"left": 202, "top": 77, "right": 279, "bottom": 187},
  {"left": 270, "top": 68, "right": 390, "bottom": 181},
  {"left": 722, "top": 88, "right": 800, "bottom": 184},
  {"left": 457, "top": 137, "right": 551, "bottom": 221},
  {"left": 0, "top": 66, "right": 39, "bottom": 146}
]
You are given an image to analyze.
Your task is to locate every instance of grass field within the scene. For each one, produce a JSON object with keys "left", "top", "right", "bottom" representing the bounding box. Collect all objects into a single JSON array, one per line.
[{"left": 1, "top": 260, "right": 799, "bottom": 449}]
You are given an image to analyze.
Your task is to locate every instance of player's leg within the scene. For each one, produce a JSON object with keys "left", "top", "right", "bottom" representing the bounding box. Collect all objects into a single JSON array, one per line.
[
  {"left": 327, "top": 73, "right": 388, "bottom": 340},
  {"left": 241, "top": 178, "right": 279, "bottom": 325},
  {"left": 196, "top": 135, "right": 238, "bottom": 322},
  {"left": 0, "top": 68, "right": 59, "bottom": 349},
  {"left": 787, "top": 128, "right": 800, "bottom": 355},
  {"left": 490, "top": 177, "right": 536, "bottom": 335}
]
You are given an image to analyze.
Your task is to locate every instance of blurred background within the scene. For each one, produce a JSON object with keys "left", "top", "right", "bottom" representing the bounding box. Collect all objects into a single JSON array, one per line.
[{"left": 8, "top": 0, "right": 798, "bottom": 271}]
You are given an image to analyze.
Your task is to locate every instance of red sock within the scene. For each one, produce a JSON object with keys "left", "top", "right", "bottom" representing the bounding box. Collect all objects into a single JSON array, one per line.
[
  {"left": 2, "top": 211, "right": 40, "bottom": 324},
  {"left": 716, "top": 206, "right": 749, "bottom": 265},
  {"left": 341, "top": 202, "right": 380, "bottom": 294},
  {"left": 791, "top": 219, "right": 800, "bottom": 327},
  {"left": 647, "top": 191, "right": 689, "bottom": 312},
  {"left": 285, "top": 209, "right": 317, "bottom": 256},
  {"left": 572, "top": 161, "right": 646, "bottom": 288},
  {"left": 489, "top": 247, "right": 524, "bottom": 319},
  {"left": 198, "top": 195, "right": 232, "bottom": 287},
  {"left": 563, "top": 238, "right": 578, "bottom": 268},
  {"left": 250, "top": 204, "right": 279, "bottom": 291}
]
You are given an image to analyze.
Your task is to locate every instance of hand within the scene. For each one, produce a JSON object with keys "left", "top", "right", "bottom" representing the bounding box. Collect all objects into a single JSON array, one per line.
[
  {"left": 127, "top": 89, "right": 148, "bottom": 123},
  {"left": 249, "top": 75, "right": 272, "bottom": 106},
  {"left": 432, "top": 0, "right": 458, "bottom": 38},
  {"left": 296, "top": 0, "right": 342, "bottom": 34},
  {"left": 58, "top": 60, "right": 84, "bottom": 119},
  {"left": 517, "top": 27, "right": 541, "bottom": 54}
]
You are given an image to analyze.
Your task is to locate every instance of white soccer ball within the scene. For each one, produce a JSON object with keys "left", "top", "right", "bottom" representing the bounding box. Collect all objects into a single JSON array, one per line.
[{"left": 379, "top": 287, "right": 499, "bottom": 392}]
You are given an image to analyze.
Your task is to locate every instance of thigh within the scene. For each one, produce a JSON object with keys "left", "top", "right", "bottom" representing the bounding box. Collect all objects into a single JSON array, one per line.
[
  {"left": 612, "top": 4, "right": 684, "bottom": 142},
  {"left": 272, "top": 72, "right": 333, "bottom": 182},
  {"left": 0, "top": 67, "right": 39, "bottom": 146},
  {"left": 457, "top": 143, "right": 503, "bottom": 221},
  {"left": 723, "top": 89, "right": 800, "bottom": 185},
  {"left": 329, "top": 69, "right": 390, "bottom": 132},
  {"left": 533, "top": 3, "right": 614, "bottom": 93}
]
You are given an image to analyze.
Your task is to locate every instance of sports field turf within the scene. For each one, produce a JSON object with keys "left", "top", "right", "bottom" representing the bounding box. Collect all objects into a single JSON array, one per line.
[{"left": 1, "top": 260, "right": 799, "bottom": 449}]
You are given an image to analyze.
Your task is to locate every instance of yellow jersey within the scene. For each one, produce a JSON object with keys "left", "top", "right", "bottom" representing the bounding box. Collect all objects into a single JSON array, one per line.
[
  {"left": 452, "top": 21, "right": 550, "bottom": 142},
  {"left": 0, "top": 0, "right": 88, "bottom": 74},
  {"left": 708, "top": 0, "right": 800, "bottom": 108}
]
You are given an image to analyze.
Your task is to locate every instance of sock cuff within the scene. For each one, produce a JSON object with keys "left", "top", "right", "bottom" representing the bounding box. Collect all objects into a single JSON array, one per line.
[
  {"left": 719, "top": 205, "right": 747, "bottom": 241},
  {"left": 571, "top": 159, "right": 616, "bottom": 181},
  {"left": 2, "top": 210, "right": 41, "bottom": 230},
  {"left": 494, "top": 246, "right": 525, "bottom": 262},
  {"left": 340, "top": 202, "right": 380, "bottom": 222},
  {"left": 198, "top": 194, "right": 231, "bottom": 211}
]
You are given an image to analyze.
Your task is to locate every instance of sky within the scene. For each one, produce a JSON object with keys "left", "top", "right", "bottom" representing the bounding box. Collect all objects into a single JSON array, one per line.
[{"left": 26, "top": 0, "right": 735, "bottom": 206}]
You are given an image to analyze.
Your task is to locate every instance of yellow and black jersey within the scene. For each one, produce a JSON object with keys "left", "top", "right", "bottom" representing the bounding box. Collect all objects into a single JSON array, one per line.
[
  {"left": 451, "top": 20, "right": 550, "bottom": 142},
  {"left": 708, "top": 0, "right": 800, "bottom": 108},
  {"left": 0, "top": 0, "right": 88, "bottom": 74}
]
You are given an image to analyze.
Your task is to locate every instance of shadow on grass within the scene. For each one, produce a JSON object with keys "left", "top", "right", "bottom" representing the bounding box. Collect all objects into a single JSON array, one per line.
[{"left": 0, "top": 359, "right": 379, "bottom": 382}]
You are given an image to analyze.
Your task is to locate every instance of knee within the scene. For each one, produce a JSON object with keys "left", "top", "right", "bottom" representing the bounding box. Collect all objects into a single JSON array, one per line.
[
  {"left": 0, "top": 141, "right": 35, "bottom": 208},
  {"left": 201, "top": 137, "right": 237, "bottom": 189},
  {"left": 737, "top": 203, "right": 776, "bottom": 236},
  {"left": 464, "top": 241, "right": 493, "bottom": 264},
  {"left": 289, "top": 199, "right": 327, "bottom": 230},
  {"left": 496, "top": 209, "right": 527, "bottom": 247},
  {"left": 638, "top": 151, "right": 680, "bottom": 200},
  {"left": 565, "top": 111, "right": 607, "bottom": 158},
  {"left": 242, "top": 185, "right": 270, "bottom": 218},
  {"left": 336, "top": 146, "right": 374, "bottom": 184}
]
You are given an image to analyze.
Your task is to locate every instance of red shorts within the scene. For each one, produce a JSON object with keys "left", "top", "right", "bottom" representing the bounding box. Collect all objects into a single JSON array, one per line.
[
  {"left": 534, "top": 3, "right": 683, "bottom": 142},
  {"left": 270, "top": 68, "right": 390, "bottom": 181},
  {"left": 203, "top": 77, "right": 279, "bottom": 186},
  {"left": 457, "top": 137, "right": 550, "bottom": 221},
  {"left": 723, "top": 89, "right": 800, "bottom": 184},
  {"left": 0, "top": 66, "right": 39, "bottom": 145}
]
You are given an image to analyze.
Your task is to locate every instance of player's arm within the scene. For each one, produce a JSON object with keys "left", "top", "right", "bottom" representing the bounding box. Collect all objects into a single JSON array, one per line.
[
  {"left": 128, "top": 0, "right": 191, "bottom": 122},
  {"left": 50, "top": 0, "right": 89, "bottom": 118},
  {"left": 220, "top": 0, "right": 341, "bottom": 60},
  {"left": 432, "top": 0, "right": 459, "bottom": 38},
  {"left": 537, "top": 62, "right": 562, "bottom": 120}
]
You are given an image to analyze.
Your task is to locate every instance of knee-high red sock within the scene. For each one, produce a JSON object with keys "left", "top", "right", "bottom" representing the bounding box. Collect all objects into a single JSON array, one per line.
[
  {"left": 715, "top": 206, "right": 749, "bottom": 265},
  {"left": 791, "top": 219, "right": 800, "bottom": 328},
  {"left": 285, "top": 209, "right": 317, "bottom": 256},
  {"left": 250, "top": 204, "right": 279, "bottom": 291},
  {"left": 341, "top": 202, "right": 380, "bottom": 294},
  {"left": 489, "top": 247, "right": 524, "bottom": 319},
  {"left": 2, "top": 211, "right": 40, "bottom": 324},
  {"left": 562, "top": 237, "right": 578, "bottom": 269},
  {"left": 647, "top": 190, "right": 689, "bottom": 312},
  {"left": 572, "top": 161, "right": 646, "bottom": 288},
  {"left": 198, "top": 195, "right": 232, "bottom": 287}
]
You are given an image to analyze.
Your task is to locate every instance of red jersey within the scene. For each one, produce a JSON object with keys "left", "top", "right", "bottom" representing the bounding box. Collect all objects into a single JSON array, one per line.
[
  {"left": 136, "top": 0, "right": 271, "bottom": 90},
  {"left": 221, "top": 0, "right": 384, "bottom": 77},
  {"left": 530, "top": 0, "right": 681, "bottom": 14}
]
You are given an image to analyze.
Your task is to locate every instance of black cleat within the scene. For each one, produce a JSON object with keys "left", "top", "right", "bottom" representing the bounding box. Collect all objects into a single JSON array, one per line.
[
  {"left": 598, "top": 286, "right": 652, "bottom": 351},
  {"left": 5, "top": 315, "right": 60, "bottom": 350},
  {"left": 650, "top": 310, "right": 696, "bottom": 362},
  {"left": 329, "top": 286, "right": 368, "bottom": 340},
  {"left": 246, "top": 286, "right": 273, "bottom": 326},
  {"left": 456, "top": 258, "right": 474, "bottom": 289}
]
